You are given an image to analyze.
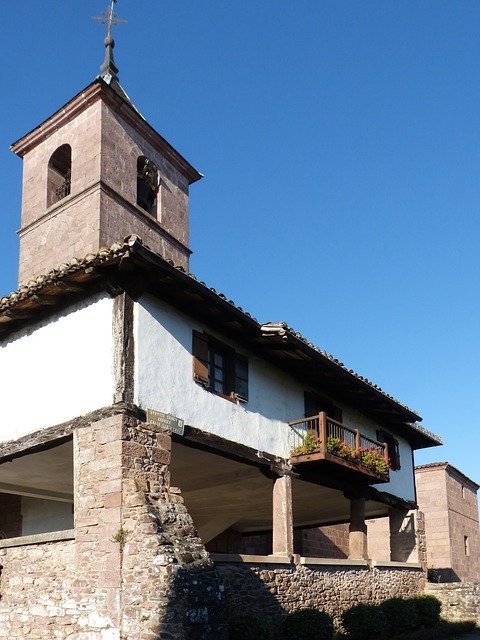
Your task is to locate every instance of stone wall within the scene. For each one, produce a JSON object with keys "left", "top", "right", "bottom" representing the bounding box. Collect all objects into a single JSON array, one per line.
[
  {"left": 296, "top": 524, "right": 349, "bottom": 559},
  {"left": 445, "top": 469, "right": 480, "bottom": 582},
  {"left": 0, "top": 415, "right": 228, "bottom": 639},
  {"left": 216, "top": 560, "right": 425, "bottom": 631},
  {"left": 0, "top": 539, "right": 85, "bottom": 639},
  {"left": 425, "top": 583, "right": 480, "bottom": 624},
  {"left": 415, "top": 464, "right": 480, "bottom": 582},
  {"left": 120, "top": 416, "right": 227, "bottom": 640}
]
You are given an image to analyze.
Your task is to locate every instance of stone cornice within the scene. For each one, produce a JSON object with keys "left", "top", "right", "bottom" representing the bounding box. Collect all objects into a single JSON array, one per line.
[{"left": 11, "top": 79, "right": 202, "bottom": 185}]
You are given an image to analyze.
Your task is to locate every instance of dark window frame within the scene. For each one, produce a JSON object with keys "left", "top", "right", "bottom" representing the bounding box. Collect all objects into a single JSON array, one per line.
[
  {"left": 304, "top": 391, "right": 343, "bottom": 423},
  {"left": 193, "top": 331, "right": 248, "bottom": 402}
]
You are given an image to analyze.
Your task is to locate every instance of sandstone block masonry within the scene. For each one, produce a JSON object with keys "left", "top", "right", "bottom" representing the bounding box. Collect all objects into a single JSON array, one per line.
[{"left": 15, "top": 83, "right": 194, "bottom": 284}]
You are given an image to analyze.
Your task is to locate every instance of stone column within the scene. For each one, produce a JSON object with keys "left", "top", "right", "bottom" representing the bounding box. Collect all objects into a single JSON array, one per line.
[
  {"left": 390, "top": 507, "right": 417, "bottom": 562},
  {"left": 74, "top": 414, "right": 125, "bottom": 633},
  {"left": 349, "top": 497, "right": 368, "bottom": 559},
  {"left": 272, "top": 474, "right": 294, "bottom": 557}
]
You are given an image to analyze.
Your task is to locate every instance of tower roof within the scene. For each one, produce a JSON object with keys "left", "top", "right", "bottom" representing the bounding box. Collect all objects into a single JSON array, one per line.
[{"left": 93, "top": 1, "right": 136, "bottom": 110}]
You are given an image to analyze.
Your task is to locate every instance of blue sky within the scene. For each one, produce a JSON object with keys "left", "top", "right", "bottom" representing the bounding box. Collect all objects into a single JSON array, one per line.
[{"left": 1, "top": 1, "right": 479, "bottom": 482}]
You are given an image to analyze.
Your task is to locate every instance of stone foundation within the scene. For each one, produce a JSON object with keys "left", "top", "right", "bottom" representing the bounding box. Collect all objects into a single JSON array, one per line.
[
  {"left": 425, "top": 582, "right": 480, "bottom": 624},
  {"left": 216, "top": 558, "right": 425, "bottom": 631}
]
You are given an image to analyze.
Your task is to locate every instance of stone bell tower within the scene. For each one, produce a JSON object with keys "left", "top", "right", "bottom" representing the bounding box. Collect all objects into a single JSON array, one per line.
[{"left": 11, "top": 17, "right": 201, "bottom": 285}]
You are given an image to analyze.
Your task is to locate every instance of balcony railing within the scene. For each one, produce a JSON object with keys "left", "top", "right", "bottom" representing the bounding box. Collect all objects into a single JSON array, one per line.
[{"left": 288, "top": 412, "right": 389, "bottom": 482}]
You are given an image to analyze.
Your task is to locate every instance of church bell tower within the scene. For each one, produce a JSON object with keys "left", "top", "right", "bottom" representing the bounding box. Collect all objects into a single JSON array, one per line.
[{"left": 11, "top": 2, "right": 201, "bottom": 285}]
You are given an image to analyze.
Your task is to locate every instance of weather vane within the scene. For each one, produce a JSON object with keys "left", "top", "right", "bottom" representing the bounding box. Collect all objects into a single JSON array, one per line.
[{"left": 93, "top": 0, "right": 127, "bottom": 82}]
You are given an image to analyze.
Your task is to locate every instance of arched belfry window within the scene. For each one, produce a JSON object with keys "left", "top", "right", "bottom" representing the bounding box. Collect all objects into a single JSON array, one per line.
[
  {"left": 47, "top": 144, "right": 72, "bottom": 208},
  {"left": 137, "top": 156, "right": 159, "bottom": 216}
]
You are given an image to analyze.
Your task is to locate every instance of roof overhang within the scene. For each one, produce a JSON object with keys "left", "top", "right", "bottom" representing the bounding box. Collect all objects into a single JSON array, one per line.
[{"left": 0, "top": 236, "right": 442, "bottom": 450}]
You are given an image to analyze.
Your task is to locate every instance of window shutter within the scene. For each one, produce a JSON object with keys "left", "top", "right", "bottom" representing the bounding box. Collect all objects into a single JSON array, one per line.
[
  {"left": 393, "top": 438, "right": 401, "bottom": 470},
  {"left": 234, "top": 355, "right": 249, "bottom": 401},
  {"left": 377, "top": 430, "right": 401, "bottom": 470},
  {"left": 192, "top": 330, "right": 209, "bottom": 386}
]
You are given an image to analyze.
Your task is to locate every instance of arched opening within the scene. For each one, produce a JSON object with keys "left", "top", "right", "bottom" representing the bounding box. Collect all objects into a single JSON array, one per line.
[
  {"left": 137, "top": 156, "right": 159, "bottom": 215},
  {"left": 47, "top": 144, "right": 72, "bottom": 208}
]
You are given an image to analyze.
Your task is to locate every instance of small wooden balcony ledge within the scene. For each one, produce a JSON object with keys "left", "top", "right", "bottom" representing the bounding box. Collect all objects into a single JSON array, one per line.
[{"left": 288, "top": 412, "right": 390, "bottom": 484}]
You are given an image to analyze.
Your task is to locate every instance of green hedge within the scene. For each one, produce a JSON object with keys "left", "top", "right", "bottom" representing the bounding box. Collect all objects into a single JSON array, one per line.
[
  {"left": 380, "top": 597, "right": 418, "bottom": 634},
  {"left": 228, "top": 614, "right": 272, "bottom": 640},
  {"left": 410, "top": 595, "right": 442, "bottom": 628},
  {"left": 284, "top": 608, "right": 335, "bottom": 640},
  {"left": 341, "top": 596, "right": 443, "bottom": 638},
  {"left": 341, "top": 604, "right": 388, "bottom": 639}
]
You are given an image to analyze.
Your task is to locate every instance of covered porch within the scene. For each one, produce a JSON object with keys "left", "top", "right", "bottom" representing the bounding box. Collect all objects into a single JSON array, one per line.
[
  {"left": 0, "top": 439, "right": 74, "bottom": 542},
  {"left": 169, "top": 439, "right": 419, "bottom": 563}
]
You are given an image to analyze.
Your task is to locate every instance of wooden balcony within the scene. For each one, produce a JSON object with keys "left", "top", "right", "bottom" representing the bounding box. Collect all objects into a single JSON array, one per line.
[{"left": 288, "top": 412, "right": 390, "bottom": 484}]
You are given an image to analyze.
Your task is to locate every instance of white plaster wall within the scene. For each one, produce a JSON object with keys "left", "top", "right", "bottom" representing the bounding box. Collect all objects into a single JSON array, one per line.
[
  {"left": 21, "top": 497, "right": 73, "bottom": 536},
  {"left": 341, "top": 407, "right": 416, "bottom": 502},
  {"left": 135, "top": 295, "right": 416, "bottom": 501},
  {"left": 0, "top": 295, "right": 115, "bottom": 442},
  {"left": 135, "top": 296, "right": 305, "bottom": 459}
]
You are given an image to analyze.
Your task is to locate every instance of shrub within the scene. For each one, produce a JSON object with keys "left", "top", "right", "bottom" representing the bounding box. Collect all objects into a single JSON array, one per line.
[
  {"left": 228, "top": 614, "right": 271, "bottom": 640},
  {"left": 341, "top": 604, "right": 388, "bottom": 639},
  {"left": 284, "top": 608, "right": 334, "bottom": 640},
  {"left": 380, "top": 598, "right": 418, "bottom": 634},
  {"left": 410, "top": 595, "right": 442, "bottom": 628}
]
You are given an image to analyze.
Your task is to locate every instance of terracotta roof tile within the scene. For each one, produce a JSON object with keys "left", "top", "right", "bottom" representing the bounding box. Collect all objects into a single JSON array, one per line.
[{"left": 0, "top": 235, "right": 442, "bottom": 445}]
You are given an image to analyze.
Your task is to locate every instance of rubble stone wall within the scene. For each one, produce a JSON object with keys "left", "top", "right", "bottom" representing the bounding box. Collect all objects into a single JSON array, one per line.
[
  {"left": 425, "top": 583, "right": 480, "bottom": 623},
  {"left": 120, "top": 417, "right": 227, "bottom": 640},
  {"left": 0, "top": 415, "right": 227, "bottom": 640},
  {"left": 216, "top": 561, "right": 425, "bottom": 631},
  {"left": 0, "top": 540, "right": 79, "bottom": 639}
]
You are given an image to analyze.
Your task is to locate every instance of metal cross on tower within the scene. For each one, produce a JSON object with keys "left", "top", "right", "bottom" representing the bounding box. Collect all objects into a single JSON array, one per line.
[{"left": 93, "top": 0, "right": 127, "bottom": 82}]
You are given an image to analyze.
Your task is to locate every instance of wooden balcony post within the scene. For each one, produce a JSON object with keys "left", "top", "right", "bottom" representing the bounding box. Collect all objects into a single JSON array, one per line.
[
  {"left": 272, "top": 474, "right": 294, "bottom": 558},
  {"left": 355, "top": 429, "right": 361, "bottom": 450},
  {"left": 348, "top": 497, "right": 368, "bottom": 560},
  {"left": 383, "top": 443, "right": 389, "bottom": 462},
  {"left": 319, "top": 412, "right": 327, "bottom": 444}
]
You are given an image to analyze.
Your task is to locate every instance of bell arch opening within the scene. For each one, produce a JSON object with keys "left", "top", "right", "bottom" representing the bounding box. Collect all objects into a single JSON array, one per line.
[{"left": 47, "top": 144, "right": 72, "bottom": 208}]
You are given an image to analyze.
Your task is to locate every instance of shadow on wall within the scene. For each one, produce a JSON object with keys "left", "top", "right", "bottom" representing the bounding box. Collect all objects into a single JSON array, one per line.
[
  {"left": 162, "top": 561, "right": 285, "bottom": 640},
  {"left": 427, "top": 568, "right": 461, "bottom": 583}
]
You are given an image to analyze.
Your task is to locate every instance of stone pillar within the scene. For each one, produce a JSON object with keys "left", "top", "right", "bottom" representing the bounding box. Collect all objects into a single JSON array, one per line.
[
  {"left": 74, "top": 414, "right": 125, "bottom": 633},
  {"left": 272, "top": 474, "right": 294, "bottom": 557},
  {"left": 390, "top": 507, "right": 418, "bottom": 562},
  {"left": 349, "top": 497, "right": 368, "bottom": 559}
]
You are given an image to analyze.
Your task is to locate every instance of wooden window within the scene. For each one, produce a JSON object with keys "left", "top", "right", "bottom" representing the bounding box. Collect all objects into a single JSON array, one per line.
[
  {"left": 377, "top": 430, "right": 401, "bottom": 470},
  {"left": 304, "top": 391, "right": 342, "bottom": 422},
  {"left": 192, "top": 331, "right": 248, "bottom": 401},
  {"left": 47, "top": 144, "right": 72, "bottom": 207},
  {"left": 137, "top": 156, "right": 159, "bottom": 215}
]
